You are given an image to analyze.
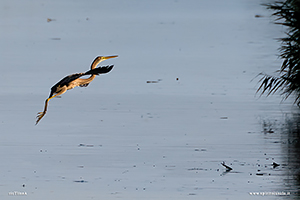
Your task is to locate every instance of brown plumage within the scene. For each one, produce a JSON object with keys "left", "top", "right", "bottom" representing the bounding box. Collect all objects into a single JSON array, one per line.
[{"left": 36, "top": 55, "right": 118, "bottom": 125}]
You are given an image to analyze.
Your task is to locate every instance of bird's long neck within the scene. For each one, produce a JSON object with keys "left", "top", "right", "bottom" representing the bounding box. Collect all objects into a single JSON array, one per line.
[
  {"left": 91, "top": 58, "right": 101, "bottom": 69},
  {"left": 78, "top": 57, "right": 101, "bottom": 83}
]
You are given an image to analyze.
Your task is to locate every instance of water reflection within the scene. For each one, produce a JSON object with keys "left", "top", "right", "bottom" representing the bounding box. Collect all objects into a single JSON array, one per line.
[
  {"left": 262, "top": 113, "right": 300, "bottom": 198},
  {"left": 281, "top": 113, "right": 300, "bottom": 198}
]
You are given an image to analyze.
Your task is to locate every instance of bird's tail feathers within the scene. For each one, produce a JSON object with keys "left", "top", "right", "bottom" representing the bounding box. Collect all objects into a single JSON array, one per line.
[{"left": 85, "top": 65, "right": 114, "bottom": 75}]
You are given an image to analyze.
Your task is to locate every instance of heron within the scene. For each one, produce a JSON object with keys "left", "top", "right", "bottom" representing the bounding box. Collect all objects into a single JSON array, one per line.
[{"left": 36, "top": 55, "right": 118, "bottom": 125}]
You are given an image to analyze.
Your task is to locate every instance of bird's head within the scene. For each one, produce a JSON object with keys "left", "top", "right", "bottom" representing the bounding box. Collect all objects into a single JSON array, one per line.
[
  {"left": 95, "top": 55, "right": 118, "bottom": 63},
  {"left": 91, "top": 55, "right": 118, "bottom": 69}
]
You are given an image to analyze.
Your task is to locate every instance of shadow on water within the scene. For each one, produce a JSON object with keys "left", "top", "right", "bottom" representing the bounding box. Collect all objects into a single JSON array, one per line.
[
  {"left": 281, "top": 113, "right": 300, "bottom": 198},
  {"left": 263, "top": 113, "right": 300, "bottom": 198}
]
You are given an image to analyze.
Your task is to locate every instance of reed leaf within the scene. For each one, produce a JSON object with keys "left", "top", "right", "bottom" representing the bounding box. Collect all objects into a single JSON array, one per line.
[{"left": 258, "top": 0, "right": 300, "bottom": 105}]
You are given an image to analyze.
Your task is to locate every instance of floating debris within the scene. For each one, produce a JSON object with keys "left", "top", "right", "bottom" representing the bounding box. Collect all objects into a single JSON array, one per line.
[
  {"left": 255, "top": 14, "right": 264, "bottom": 18},
  {"left": 188, "top": 168, "right": 204, "bottom": 171},
  {"left": 264, "top": 128, "right": 274, "bottom": 133},
  {"left": 194, "top": 148, "right": 207, "bottom": 151},
  {"left": 47, "top": 18, "right": 56, "bottom": 22},
  {"left": 74, "top": 180, "right": 88, "bottom": 183},
  {"left": 50, "top": 38, "right": 61, "bottom": 40},
  {"left": 78, "top": 144, "right": 94, "bottom": 147},
  {"left": 146, "top": 79, "right": 162, "bottom": 83}
]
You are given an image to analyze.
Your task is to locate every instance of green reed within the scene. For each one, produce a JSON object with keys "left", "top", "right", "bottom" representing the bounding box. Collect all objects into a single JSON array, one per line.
[{"left": 258, "top": 0, "right": 300, "bottom": 105}]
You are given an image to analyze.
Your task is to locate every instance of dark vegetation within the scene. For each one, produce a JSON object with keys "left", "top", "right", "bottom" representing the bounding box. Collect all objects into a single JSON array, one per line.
[{"left": 258, "top": 0, "right": 300, "bottom": 105}]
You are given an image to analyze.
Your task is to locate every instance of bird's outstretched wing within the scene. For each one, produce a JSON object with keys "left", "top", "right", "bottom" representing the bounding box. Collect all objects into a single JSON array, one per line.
[{"left": 84, "top": 65, "right": 114, "bottom": 75}]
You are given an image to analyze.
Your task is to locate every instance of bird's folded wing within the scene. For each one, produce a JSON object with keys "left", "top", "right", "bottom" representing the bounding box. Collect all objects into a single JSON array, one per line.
[{"left": 52, "top": 73, "right": 84, "bottom": 88}]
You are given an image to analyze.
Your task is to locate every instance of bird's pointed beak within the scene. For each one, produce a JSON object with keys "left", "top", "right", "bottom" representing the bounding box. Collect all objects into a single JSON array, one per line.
[{"left": 102, "top": 55, "right": 118, "bottom": 61}]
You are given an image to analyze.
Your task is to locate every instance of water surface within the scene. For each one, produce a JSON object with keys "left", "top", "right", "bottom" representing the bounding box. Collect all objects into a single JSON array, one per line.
[{"left": 0, "top": 0, "right": 298, "bottom": 199}]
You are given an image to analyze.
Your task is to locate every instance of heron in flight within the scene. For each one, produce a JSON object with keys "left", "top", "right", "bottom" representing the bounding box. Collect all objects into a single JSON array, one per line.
[{"left": 36, "top": 55, "right": 118, "bottom": 125}]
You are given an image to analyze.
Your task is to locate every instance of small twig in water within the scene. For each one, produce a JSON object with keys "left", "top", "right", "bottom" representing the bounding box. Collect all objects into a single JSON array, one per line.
[
  {"left": 272, "top": 162, "right": 280, "bottom": 168},
  {"left": 221, "top": 162, "right": 233, "bottom": 171}
]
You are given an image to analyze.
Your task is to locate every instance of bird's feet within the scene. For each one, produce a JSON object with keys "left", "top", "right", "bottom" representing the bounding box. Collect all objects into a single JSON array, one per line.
[{"left": 36, "top": 111, "right": 46, "bottom": 125}]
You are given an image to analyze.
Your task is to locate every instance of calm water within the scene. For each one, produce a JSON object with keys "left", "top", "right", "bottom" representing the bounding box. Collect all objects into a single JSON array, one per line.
[{"left": 1, "top": 0, "right": 299, "bottom": 199}]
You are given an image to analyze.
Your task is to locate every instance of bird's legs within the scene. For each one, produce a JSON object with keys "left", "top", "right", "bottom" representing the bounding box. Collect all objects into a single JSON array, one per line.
[
  {"left": 36, "top": 99, "right": 50, "bottom": 125},
  {"left": 36, "top": 88, "right": 67, "bottom": 125}
]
